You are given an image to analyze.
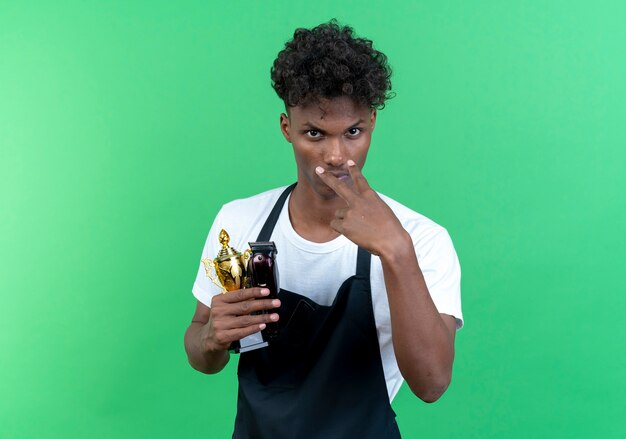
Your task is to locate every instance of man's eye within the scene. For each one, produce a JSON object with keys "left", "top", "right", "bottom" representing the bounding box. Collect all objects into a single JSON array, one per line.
[
  {"left": 306, "top": 130, "right": 321, "bottom": 138},
  {"left": 347, "top": 128, "right": 361, "bottom": 137}
]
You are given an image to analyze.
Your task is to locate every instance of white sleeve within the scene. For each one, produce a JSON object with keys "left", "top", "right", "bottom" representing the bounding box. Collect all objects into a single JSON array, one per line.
[
  {"left": 191, "top": 208, "right": 227, "bottom": 307},
  {"left": 417, "top": 228, "right": 464, "bottom": 329}
]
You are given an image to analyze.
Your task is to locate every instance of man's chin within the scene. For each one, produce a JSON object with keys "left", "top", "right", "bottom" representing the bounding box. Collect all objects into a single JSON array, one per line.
[{"left": 313, "top": 182, "right": 341, "bottom": 200}]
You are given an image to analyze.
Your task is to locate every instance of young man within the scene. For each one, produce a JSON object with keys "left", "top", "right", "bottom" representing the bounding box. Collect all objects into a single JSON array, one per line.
[{"left": 185, "top": 21, "right": 463, "bottom": 438}]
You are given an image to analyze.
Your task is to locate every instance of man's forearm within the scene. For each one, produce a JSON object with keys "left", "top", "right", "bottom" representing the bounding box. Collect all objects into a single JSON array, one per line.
[
  {"left": 379, "top": 232, "right": 456, "bottom": 403},
  {"left": 184, "top": 322, "right": 230, "bottom": 374}
]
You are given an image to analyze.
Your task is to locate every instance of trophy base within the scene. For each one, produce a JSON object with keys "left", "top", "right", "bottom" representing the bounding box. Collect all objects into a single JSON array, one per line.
[{"left": 229, "top": 331, "right": 269, "bottom": 354}]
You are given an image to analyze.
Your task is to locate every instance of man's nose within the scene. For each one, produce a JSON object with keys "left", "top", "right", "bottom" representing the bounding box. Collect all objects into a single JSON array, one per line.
[{"left": 323, "top": 137, "right": 345, "bottom": 167}]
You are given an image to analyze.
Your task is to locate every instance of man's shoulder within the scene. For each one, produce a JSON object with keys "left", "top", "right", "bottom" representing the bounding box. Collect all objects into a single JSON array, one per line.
[
  {"left": 219, "top": 186, "right": 289, "bottom": 218},
  {"left": 209, "top": 186, "right": 290, "bottom": 251}
]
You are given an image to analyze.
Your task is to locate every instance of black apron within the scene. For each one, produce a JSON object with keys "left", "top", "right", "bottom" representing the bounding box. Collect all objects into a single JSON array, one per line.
[{"left": 233, "top": 184, "right": 401, "bottom": 439}]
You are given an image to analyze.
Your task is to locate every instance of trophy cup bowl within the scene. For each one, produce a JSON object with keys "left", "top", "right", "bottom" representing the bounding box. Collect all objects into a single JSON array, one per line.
[
  {"left": 202, "top": 229, "right": 251, "bottom": 292},
  {"left": 214, "top": 252, "right": 247, "bottom": 292}
]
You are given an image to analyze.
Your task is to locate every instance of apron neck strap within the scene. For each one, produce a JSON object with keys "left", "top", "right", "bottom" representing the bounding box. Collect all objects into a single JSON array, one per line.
[{"left": 256, "top": 183, "right": 297, "bottom": 242}]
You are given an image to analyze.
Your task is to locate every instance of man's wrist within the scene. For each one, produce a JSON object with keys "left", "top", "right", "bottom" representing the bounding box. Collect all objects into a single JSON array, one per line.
[{"left": 377, "top": 229, "right": 414, "bottom": 264}]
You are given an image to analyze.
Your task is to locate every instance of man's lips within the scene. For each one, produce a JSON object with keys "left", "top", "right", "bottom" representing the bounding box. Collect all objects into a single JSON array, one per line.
[{"left": 327, "top": 170, "right": 349, "bottom": 180}]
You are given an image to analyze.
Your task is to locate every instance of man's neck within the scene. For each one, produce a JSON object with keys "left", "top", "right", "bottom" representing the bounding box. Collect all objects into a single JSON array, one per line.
[{"left": 288, "top": 183, "right": 346, "bottom": 243}]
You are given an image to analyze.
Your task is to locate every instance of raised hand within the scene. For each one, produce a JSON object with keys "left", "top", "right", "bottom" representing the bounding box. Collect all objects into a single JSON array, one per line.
[{"left": 315, "top": 160, "right": 410, "bottom": 257}]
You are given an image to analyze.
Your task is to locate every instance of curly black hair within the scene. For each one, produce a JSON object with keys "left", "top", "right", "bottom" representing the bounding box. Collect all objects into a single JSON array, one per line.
[{"left": 271, "top": 20, "right": 393, "bottom": 109}]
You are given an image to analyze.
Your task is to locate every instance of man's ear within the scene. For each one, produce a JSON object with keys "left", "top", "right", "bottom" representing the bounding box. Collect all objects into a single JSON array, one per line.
[
  {"left": 370, "top": 108, "right": 377, "bottom": 131},
  {"left": 280, "top": 113, "right": 291, "bottom": 143}
]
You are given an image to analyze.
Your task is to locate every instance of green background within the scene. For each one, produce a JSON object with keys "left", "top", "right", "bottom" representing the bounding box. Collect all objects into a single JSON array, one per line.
[{"left": 1, "top": 1, "right": 625, "bottom": 437}]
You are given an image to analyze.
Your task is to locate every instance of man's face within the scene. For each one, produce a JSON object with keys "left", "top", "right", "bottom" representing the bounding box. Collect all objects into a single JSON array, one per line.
[{"left": 280, "top": 96, "right": 377, "bottom": 200}]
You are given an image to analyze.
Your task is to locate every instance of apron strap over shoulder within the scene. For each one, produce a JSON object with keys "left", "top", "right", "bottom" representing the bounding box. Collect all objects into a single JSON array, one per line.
[{"left": 256, "top": 183, "right": 296, "bottom": 242}]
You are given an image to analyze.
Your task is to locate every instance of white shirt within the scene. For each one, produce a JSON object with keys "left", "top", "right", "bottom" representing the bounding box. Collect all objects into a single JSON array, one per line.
[{"left": 192, "top": 186, "right": 463, "bottom": 401}]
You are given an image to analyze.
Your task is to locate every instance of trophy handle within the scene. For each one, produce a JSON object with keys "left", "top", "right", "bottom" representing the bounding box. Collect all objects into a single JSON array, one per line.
[
  {"left": 242, "top": 249, "right": 252, "bottom": 289},
  {"left": 201, "top": 257, "right": 226, "bottom": 293},
  {"left": 243, "top": 248, "right": 252, "bottom": 265}
]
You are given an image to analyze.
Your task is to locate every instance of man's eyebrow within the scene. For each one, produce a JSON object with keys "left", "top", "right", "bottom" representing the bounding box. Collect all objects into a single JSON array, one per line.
[
  {"left": 301, "top": 118, "right": 366, "bottom": 129},
  {"left": 301, "top": 121, "right": 322, "bottom": 129},
  {"left": 350, "top": 118, "right": 366, "bottom": 126}
]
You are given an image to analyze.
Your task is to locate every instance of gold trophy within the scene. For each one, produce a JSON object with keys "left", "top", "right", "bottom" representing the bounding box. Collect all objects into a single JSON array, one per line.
[
  {"left": 201, "top": 229, "right": 280, "bottom": 353},
  {"left": 202, "top": 229, "right": 251, "bottom": 293}
]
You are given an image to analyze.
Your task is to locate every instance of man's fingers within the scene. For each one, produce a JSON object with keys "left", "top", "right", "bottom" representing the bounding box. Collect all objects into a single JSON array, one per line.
[
  {"left": 232, "top": 298, "right": 281, "bottom": 316},
  {"left": 213, "top": 293, "right": 280, "bottom": 318},
  {"left": 315, "top": 166, "right": 355, "bottom": 202},
  {"left": 219, "top": 287, "right": 271, "bottom": 303},
  {"left": 347, "top": 159, "right": 370, "bottom": 193},
  {"left": 217, "top": 311, "right": 280, "bottom": 331},
  {"left": 215, "top": 324, "right": 271, "bottom": 347},
  {"left": 216, "top": 311, "right": 280, "bottom": 345}
]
